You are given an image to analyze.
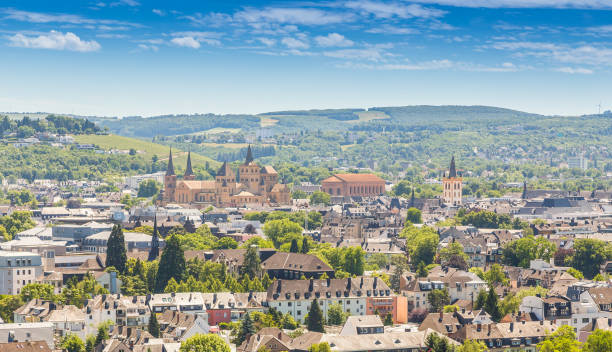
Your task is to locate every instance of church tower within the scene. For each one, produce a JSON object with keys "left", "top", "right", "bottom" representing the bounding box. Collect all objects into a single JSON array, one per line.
[
  {"left": 163, "top": 148, "right": 177, "bottom": 203},
  {"left": 240, "top": 145, "right": 261, "bottom": 194},
  {"left": 442, "top": 156, "right": 462, "bottom": 206},
  {"left": 148, "top": 215, "right": 160, "bottom": 261},
  {"left": 184, "top": 151, "right": 195, "bottom": 181}
]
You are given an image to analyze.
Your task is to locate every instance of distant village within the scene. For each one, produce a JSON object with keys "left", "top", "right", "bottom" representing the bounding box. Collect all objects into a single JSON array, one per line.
[{"left": 0, "top": 152, "right": 611, "bottom": 352}]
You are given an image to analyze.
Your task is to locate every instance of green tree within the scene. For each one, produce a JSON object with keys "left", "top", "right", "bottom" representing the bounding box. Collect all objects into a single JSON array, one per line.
[
  {"left": 309, "top": 342, "right": 332, "bottom": 352},
  {"left": 417, "top": 262, "right": 428, "bottom": 277},
  {"left": 301, "top": 237, "right": 310, "bottom": 254},
  {"left": 483, "top": 264, "right": 509, "bottom": 286},
  {"left": 180, "top": 334, "right": 231, "bottom": 352},
  {"left": 502, "top": 235, "right": 557, "bottom": 268},
  {"left": 241, "top": 245, "right": 261, "bottom": 279},
  {"left": 215, "top": 237, "right": 238, "bottom": 249},
  {"left": 456, "top": 340, "right": 488, "bottom": 352},
  {"left": 390, "top": 265, "right": 403, "bottom": 293},
  {"left": 569, "top": 239, "right": 612, "bottom": 279},
  {"left": 439, "top": 242, "right": 469, "bottom": 269},
  {"left": 583, "top": 329, "right": 612, "bottom": 352},
  {"left": 290, "top": 238, "right": 300, "bottom": 253},
  {"left": 427, "top": 288, "right": 450, "bottom": 313},
  {"left": 406, "top": 207, "right": 422, "bottom": 224},
  {"left": 474, "top": 290, "right": 487, "bottom": 310},
  {"left": 537, "top": 325, "right": 581, "bottom": 352},
  {"left": 425, "top": 332, "right": 454, "bottom": 352},
  {"left": 94, "top": 323, "right": 110, "bottom": 348},
  {"left": 307, "top": 299, "right": 325, "bottom": 333},
  {"left": 148, "top": 312, "right": 160, "bottom": 338},
  {"left": 155, "top": 235, "right": 186, "bottom": 292},
  {"left": 0, "top": 295, "right": 23, "bottom": 323},
  {"left": 263, "top": 219, "right": 303, "bottom": 248},
  {"left": 384, "top": 313, "right": 393, "bottom": 326},
  {"left": 343, "top": 247, "right": 365, "bottom": 275},
  {"left": 105, "top": 225, "right": 127, "bottom": 274},
  {"left": 484, "top": 286, "right": 502, "bottom": 322},
  {"left": 20, "top": 283, "right": 54, "bottom": 301},
  {"left": 566, "top": 267, "right": 584, "bottom": 280},
  {"left": 309, "top": 191, "right": 331, "bottom": 205},
  {"left": 137, "top": 179, "right": 161, "bottom": 198},
  {"left": 235, "top": 312, "right": 256, "bottom": 345},
  {"left": 61, "top": 334, "right": 86, "bottom": 352},
  {"left": 327, "top": 303, "right": 347, "bottom": 325}
]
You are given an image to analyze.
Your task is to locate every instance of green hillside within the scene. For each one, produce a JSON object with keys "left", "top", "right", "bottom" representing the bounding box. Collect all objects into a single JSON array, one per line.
[{"left": 74, "top": 134, "right": 219, "bottom": 168}]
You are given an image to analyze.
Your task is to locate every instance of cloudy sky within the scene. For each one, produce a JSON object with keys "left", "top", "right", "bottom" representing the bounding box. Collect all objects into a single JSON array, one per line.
[{"left": 1, "top": 0, "right": 611, "bottom": 116}]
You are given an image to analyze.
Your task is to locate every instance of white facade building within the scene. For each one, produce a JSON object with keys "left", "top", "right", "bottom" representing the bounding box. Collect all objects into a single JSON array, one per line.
[{"left": 0, "top": 250, "right": 43, "bottom": 295}]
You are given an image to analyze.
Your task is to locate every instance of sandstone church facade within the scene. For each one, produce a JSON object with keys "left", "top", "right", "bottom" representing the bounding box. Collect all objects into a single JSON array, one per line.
[{"left": 162, "top": 146, "right": 291, "bottom": 207}]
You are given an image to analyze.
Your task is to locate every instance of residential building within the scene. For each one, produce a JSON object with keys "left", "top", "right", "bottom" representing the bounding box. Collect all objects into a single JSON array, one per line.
[
  {"left": 0, "top": 322, "right": 55, "bottom": 349},
  {"left": 266, "top": 277, "right": 391, "bottom": 323},
  {"left": 261, "top": 252, "right": 334, "bottom": 280},
  {"left": 0, "top": 250, "right": 43, "bottom": 295},
  {"left": 339, "top": 315, "right": 384, "bottom": 336}
]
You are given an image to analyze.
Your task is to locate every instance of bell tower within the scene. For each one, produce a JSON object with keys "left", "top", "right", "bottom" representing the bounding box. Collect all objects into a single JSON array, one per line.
[
  {"left": 442, "top": 156, "right": 462, "bottom": 206},
  {"left": 164, "top": 148, "right": 177, "bottom": 202}
]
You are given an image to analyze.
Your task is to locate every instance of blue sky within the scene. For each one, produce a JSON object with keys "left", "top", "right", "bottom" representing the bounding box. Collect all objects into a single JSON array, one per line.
[{"left": 0, "top": 0, "right": 611, "bottom": 117}]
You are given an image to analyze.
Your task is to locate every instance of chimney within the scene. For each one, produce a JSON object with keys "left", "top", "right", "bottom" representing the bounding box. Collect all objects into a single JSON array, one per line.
[
  {"left": 327, "top": 277, "right": 331, "bottom": 287},
  {"left": 510, "top": 322, "right": 514, "bottom": 332},
  {"left": 213, "top": 293, "right": 218, "bottom": 303},
  {"left": 360, "top": 277, "right": 364, "bottom": 288},
  {"left": 487, "top": 324, "right": 491, "bottom": 336},
  {"left": 374, "top": 277, "right": 378, "bottom": 289},
  {"left": 309, "top": 279, "right": 314, "bottom": 292},
  {"left": 477, "top": 323, "right": 481, "bottom": 332},
  {"left": 439, "top": 311, "right": 443, "bottom": 322},
  {"left": 347, "top": 277, "right": 352, "bottom": 290},
  {"left": 277, "top": 280, "right": 282, "bottom": 293},
  {"left": 608, "top": 319, "right": 612, "bottom": 327},
  {"left": 540, "top": 321, "right": 544, "bottom": 326},
  {"left": 278, "top": 332, "right": 282, "bottom": 339}
]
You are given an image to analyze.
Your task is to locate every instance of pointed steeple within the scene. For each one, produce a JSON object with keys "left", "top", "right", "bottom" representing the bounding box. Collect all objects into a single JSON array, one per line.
[
  {"left": 244, "top": 145, "right": 254, "bottom": 165},
  {"left": 166, "top": 148, "right": 175, "bottom": 176},
  {"left": 148, "top": 215, "right": 160, "bottom": 261},
  {"left": 449, "top": 156, "right": 457, "bottom": 178},
  {"left": 184, "top": 150, "right": 194, "bottom": 180}
]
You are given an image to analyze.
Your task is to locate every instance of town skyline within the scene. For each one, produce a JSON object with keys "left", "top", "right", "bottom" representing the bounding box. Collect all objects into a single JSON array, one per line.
[{"left": 1, "top": 1, "right": 612, "bottom": 117}]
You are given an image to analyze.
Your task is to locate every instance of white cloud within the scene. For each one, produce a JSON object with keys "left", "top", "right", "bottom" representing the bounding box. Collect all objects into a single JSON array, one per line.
[
  {"left": 2, "top": 9, "right": 139, "bottom": 27},
  {"left": 171, "top": 36, "right": 200, "bottom": 49},
  {"left": 257, "top": 37, "right": 276, "bottom": 46},
  {"left": 554, "top": 67, "right": 594, "bottom": 74},
  {"left": 366, "top": 25, "right": 420, "bottom": 35},
  {"left": 409, "top": 0, "right": 612, "bottom": 9},
  {"left": 492, "top": 41, "right": 612, "bottom": 66},
  {"left": 8, "top": 30, "right": 101, "bottom": 52},
  {"left": 324, "top": 47, "right": 388, "bottom": 61},
  {"left": 137, "top": 43, "right": 158, "bottom": 52},
  {"left": 171, "top": 31, "right": 222, "bottom": 45},
  {"left": 315, "top": 33, "right": 354, "bottom": 47},
  {"left": 345, "top": 1, "right": 446, "bottom": 19},
  {"left": 235, "top": 7, "right": 349, "bottom": 25},
  {"left": 152, "top": 9, "right": 165, "bottom": 16},
  {"left": 281, "top": 37, "right": 309, "bottom": 49},
  {"left": 109, "top": 0, "right": 140, "bottom": 7}
]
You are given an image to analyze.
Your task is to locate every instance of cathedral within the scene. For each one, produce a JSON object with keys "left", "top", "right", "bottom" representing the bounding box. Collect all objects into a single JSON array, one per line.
[{"left": 162, "top": 146, "right": 291, "bottom": 207}]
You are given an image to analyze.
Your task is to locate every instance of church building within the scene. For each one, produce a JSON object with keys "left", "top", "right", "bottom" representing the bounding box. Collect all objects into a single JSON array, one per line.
[
  {"left": 162, "top": 146, "right": 290, "bottom": 207},
  {"left": 442, "top": 156, "right": 462, "bottom": 206}
]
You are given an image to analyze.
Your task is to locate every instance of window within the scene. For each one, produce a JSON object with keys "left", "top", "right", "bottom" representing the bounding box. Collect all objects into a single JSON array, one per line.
[{"left": 582, "top": 318, "right": 590, "bottom": 323}]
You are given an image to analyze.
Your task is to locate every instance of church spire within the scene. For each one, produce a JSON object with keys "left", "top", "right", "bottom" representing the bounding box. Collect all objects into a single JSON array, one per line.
[
  {"left": 184, "top": 150, "right": 194, "bottom": 179},
  {"left": 448, "top": 156, "right": 457, "bottom": 178},
  {"left": 166, "top": 148, "right": 175, "bottom": 176},
  {"left": 148, "top": 215, "right": 160, "bottom": 261},
  {"left": 244, "top": 144, "right": 254, "bottom": 164}
]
